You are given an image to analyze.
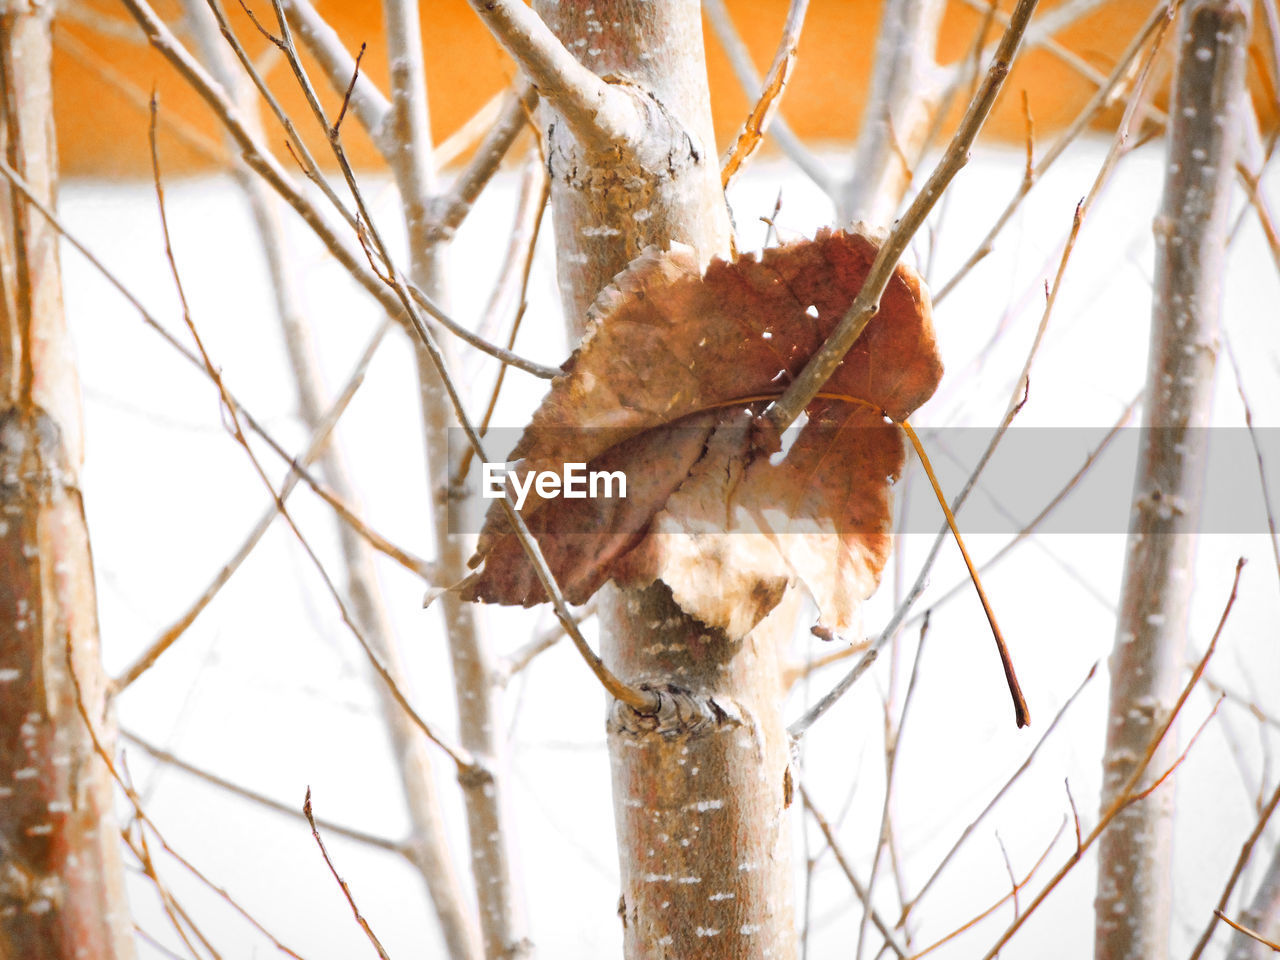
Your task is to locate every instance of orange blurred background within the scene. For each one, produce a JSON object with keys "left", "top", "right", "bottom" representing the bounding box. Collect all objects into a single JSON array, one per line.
[{"left": 53, "top": 0, "right": 1277, "bottom": 178}]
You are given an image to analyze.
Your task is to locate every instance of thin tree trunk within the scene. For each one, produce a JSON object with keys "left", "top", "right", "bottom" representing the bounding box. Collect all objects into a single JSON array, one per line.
[
  {"left": 380, "top": 1, "right": 527, "bottom": 955},
  {"left": 177, "top": 6, "right": 484, "bottom": 958},
  {"left": 0, "top": 2, "right": 134, "bottom": 956},
  {"left": 527, "top": 2, "right": 798, "bottom": 957},
  {"left": 1094, "top": 3, "right": 1249, "bottom": 958}
]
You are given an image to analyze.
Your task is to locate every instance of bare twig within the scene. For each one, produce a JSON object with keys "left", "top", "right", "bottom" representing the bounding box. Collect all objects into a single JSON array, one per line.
[
  {"left": 799, "top": 783, "right": 908, "bottom": 959},
  {"left": 454, "top": 155, "right": 549, "bottom": 486},
  {"left": 981, "top": 558, "right": 1247, "bottom": 959},
  {"left": 401, "top": 281, "right": 557, "bottom": 378},
  {"left": 435, "top": 90, "right": 524, "bottom": 172},
  {"left": 1187, "top": 774, "right": 1280, "bottom": 959},
  {"left": 371, "top": 3, "right": 524, "bottom": 952},
  {"left": 146, "top": 99, "right": 476, "bottom": 771},
  {"left": 899, "top": 662, "right": 1098, "bottom": 925},
  {"left": 719, "top": 0, "right": 810, "bottom": 188},
  {"left": 160, "top": 13, "right": 483, "bottom": 954},
  {"left": 499, "top": 600, "right": 597, "bottom": 681},
  {"left": 278, "top": 0, "right": 391, "bottom": 143},
  {"left": 202, "top": 0, "right": 354, "bottom": 228},
  {"left": 1125, "top": 695, "right": 1224, "bottom": 803},
  {"left": 1225, "top": 334, "right": 1280, "bottom": 587},
  {"left": 1065, "top": 779, "right": 1083, "bottom": 853},
  {"left": 123, "top": 731, "right": 406, "bottom": 855},
  {"left": 118, "top": 0, "right": 557, "bottom": 379},
  {"left": 816, "top": 20, "right": 1167, "bottom": 727},
  {"left": 133, "top": 923, "right": 193, "bottom": 960},
  {"left": 702, "top": 0, "right": 830, "bottom": 192},
  {"left": 790, "top": 397, "right": 1134, "bottom": 683},
  {"left": 111, "top": 318, "right": 409, "bottom": 692},
  {"left": 467, "top": 149, "right": 548, "bottom": 354},
  {"left": 303, "top": 789, "right": 393, "bottom": 960},
  {"left": 282, "top": 0, "right": 507, "bottom": 169},
  {"left": 935, "top": 1, "right": 1176, "bottom": 302},
  {"left": 1218, "top": 911, "right": 1280, "bottom": 953},
  {"left": 123, "top": 826, "right": 213, "bottom": 960},
  {"left": 788, "top": 639, "right": 881, "bottom": 741},
  {"left": 856, "top": 614, "right": 929, "bottom": 960},
  {"left": 1235, "top": 149, "right": 1280, "bottom": 273},
  {"left": 960, "top": 0, "right": 1106, "bottom": 89},
  {"left": 761, "top": 0, "right": 1041, "bottom": 436},
  {"left": 909, "top": 820, "right": 1066, "bottom": 959},
  {"left": 996, "top": 833, "right": 1020, "bottom": 920},
  {"left": 66, "top": 642, "right": 307, "bottom": 960},
  {"left": 1225, "top": 841, "right": 1280, "bottom": 960}
]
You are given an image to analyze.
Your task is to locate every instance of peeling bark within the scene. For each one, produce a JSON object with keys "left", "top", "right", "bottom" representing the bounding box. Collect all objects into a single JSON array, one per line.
[
  {"left": 1094, "top": 3, "right": 1249, "bottom": 958},
  {"left": 0, "top": 2, "right": 134, "bottom": 956}
]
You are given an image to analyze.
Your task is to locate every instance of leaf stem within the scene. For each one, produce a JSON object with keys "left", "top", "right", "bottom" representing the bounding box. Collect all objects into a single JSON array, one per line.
[{"left": 899, "top": 419, "right": 1029, "bottom": 728}]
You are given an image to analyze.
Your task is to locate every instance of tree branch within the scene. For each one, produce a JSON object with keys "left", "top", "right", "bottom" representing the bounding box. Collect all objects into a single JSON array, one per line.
[
  {"left": 1188, "top": 774, "right": 1280, "bottom": 959},
  {"left": 718, "top": 0, "right": 811, "bottom": 188},
  {"left": 702, "top": 0, "right": 830, "bottom": 193},
  {"left": 982, "top": 558, "right": 1246, "bottom": 959},
  {"left": 760, "top": 0, "right": 1040, "bottom": 438},
  {"left": 118, "top": 0, "right": 558, "bottom": 380},
  {"left": 426, "top": 84, "right": 537, "bottom": 245},
  {"left": 840, "top": 0, "right": 946, "bottom": 226},
  {"left": 123, "top": 732, "right": 406, "bottom": 856},
  {"left": 464, "top": 0, "right": 643, "bottom": 152},
  {"left": 279, "top": 0, "right": 391, "bottom": 145}
]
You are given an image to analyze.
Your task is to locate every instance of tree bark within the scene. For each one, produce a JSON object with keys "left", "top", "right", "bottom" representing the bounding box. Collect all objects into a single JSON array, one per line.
[
  {"left": 0, "top": 2, "right": 134, "bottom": 956},
  {"left": 527, "top": 2, "right": 798, "bottom": 957},
  {"left": 1094, "top": 3, "right": 1249, "bottom": 958}
]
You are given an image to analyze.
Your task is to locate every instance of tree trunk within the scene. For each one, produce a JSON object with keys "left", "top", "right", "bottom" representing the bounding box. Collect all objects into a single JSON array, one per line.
[
  {"left": 0, "top": 2, "right": 134, "bottom": 956},
  {"left": 1094, "top": 3, "right": 1249, "bottom": 958},
  {"left": 529, "top": 2, "right": 798, "bottom": 956}
]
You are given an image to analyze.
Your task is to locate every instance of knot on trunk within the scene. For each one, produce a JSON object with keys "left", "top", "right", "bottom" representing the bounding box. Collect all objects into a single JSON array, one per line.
[
  {"left": 547, "top": 79, "right": 704, "bottom": 193},
  {"left": 609, "top": 683, "right": 743, "bottom": 740}
]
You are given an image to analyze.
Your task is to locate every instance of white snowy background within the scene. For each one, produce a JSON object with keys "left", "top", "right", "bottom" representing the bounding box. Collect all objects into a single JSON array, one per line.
[{"left": 56, "top": 137, "right": 1280, "bottom": 958}]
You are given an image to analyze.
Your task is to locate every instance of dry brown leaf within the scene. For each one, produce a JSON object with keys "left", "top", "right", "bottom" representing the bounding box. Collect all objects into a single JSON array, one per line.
[{"left": 462, "top": 228, "right": 942, "bottom": 639}]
